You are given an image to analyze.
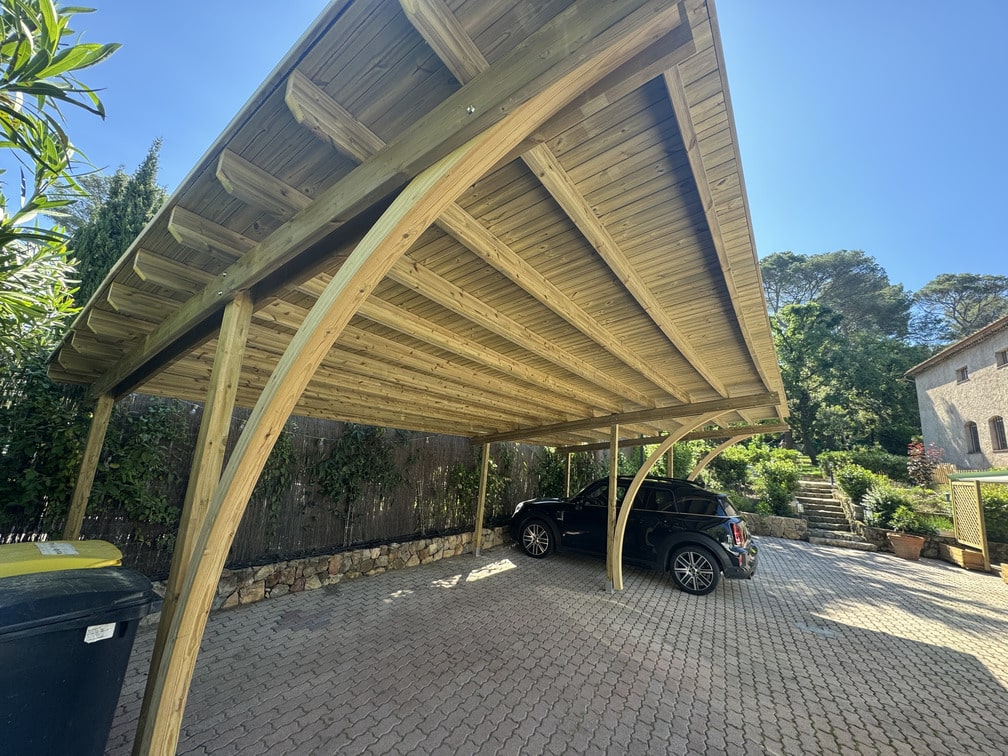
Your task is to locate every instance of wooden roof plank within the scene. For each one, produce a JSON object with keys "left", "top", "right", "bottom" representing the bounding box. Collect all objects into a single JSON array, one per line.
[
  {"left": 92, "top": 0, "right": 685, "bottom": 401},
  {"left": 387, "top": 256, "right": 654, "bottom": 407},
  {"left": 399, "top": 0, "right": 727, "bottom": 399}
]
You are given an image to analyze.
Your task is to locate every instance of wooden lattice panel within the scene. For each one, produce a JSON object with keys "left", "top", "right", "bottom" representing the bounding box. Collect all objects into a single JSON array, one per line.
[{"left": 951, "top": 481, "right": 990, "bottom": 570}]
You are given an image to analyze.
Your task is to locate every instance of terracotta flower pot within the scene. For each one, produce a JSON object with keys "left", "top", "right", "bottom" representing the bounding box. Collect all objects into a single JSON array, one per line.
[{"left": 887, "top": 531, "right": 925, "bottom": 560}]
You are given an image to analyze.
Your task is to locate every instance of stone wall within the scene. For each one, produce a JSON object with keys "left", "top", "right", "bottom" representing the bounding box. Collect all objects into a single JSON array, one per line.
[
  {"left": 740, "top": 512, "right": 808, "bottom": 541},
  {"left": 149, "top": 527, "right": 511, "bottom": 617}
]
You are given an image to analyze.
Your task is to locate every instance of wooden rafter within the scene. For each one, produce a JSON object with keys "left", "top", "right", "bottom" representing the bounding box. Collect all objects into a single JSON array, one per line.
[
  {"left": 281, "top": 67, "right": 688, "bottom": 405},
  {"left": 387, "top": 257, "right": 654, "bottom": 407},
  {"left": 107, "top": 283, "right": 182, "bottom": 321},
  {"left": 257, "top": 287, "right": 622, "bottom": 415},
  {"left": 436, "top": 204, "right": 691, "bottom": 402},
  {"left": 167, "top": 206, "right": 252, "bottom": 260},
  {"left": 216, "top": 149, "right": 311, "bottom": 220},
  {"left": 133, "top": 249, "right": 215, "bottom": 295},
  {"left": 94, "top": 0, "right": 685, "bottom": 404},
  {"left": 661, "top": 63, "right": 773, "bottom": 393},
  {"left": 399, "top": 0, "right": 728, "bottom": 398}
]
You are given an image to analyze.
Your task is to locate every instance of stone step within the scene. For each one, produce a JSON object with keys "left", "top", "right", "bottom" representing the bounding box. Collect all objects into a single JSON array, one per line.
[
  {"left": 797, "top": 496, "right": 843, "bottom": 507},
  {"left": 809, "top": 536, "right": 879, "bottom": 552},
  {"left": 803, "top": 500, "right": 843, "bottom": 509},
  {"left": 797, "top": 489, "right": 835, "bottom": 498},
  {"left": 802, "top": 506, "right": 846, "bottom": 517},
  {"left": 808, "top": 528, "right": 859, "bottom": 540},
  {"left": 802, "top": 520, "right": 850, "bottom": 528},
  {"left": 807, "top": 514, "right": 848, "bottom": 524}
]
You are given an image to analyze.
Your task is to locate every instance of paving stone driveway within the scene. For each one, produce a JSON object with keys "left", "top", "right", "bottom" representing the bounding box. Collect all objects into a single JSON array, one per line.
[{"left": 105, "top": 538, "right": 1008, "bottom": 755}]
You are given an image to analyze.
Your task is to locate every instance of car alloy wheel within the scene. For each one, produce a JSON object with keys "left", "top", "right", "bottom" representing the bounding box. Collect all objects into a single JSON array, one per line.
[
  {"left": 520, "top": 520, "right": 553, "bottom": 558},
  {"left": 671, "top": 546, "right": 720, "bottom": 595}
]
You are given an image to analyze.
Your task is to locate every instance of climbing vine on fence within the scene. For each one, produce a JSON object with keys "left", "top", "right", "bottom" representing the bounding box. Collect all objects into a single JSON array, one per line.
[
  {"left": 90, "top": 399, "right": 192, "bottom": 525},
  {"left": 251, "top": 420, "right": 298, "bottom": 520},
  {"left": 316, "top": 424, "right": 408, "bottom": 542}
]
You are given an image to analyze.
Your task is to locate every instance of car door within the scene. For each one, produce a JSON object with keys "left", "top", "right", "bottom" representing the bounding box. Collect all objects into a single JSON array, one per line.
[
  {"left": 562, "top": 480, "right": 622, "bottom": 555},
  {"left": 622, "top": 483, "right": 668, "bottom": 567}
]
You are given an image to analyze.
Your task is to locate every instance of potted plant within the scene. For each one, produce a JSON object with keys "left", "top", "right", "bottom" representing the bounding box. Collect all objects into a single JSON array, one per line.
[{"left": 886, "top": 505, "right": 931, "bottom": 560}]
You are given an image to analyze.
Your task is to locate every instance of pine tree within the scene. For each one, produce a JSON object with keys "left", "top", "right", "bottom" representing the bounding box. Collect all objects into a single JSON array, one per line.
[{"left": 72, "top": 140, "right": 168, "bottom": 307}]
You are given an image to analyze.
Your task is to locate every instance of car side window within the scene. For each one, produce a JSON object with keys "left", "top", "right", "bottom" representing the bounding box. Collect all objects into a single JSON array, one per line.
[
  {"left": 579, "top": 482, "right": 628, "bottom": 507},
  {"left": 676, "top": 495, "right": 717, "bottom": 516},
  {"left": 651, "top": 487, "right": 677, "bottom": 512},
  {"left": 579, "top": 483, "right": 608, "bottom": 507}
]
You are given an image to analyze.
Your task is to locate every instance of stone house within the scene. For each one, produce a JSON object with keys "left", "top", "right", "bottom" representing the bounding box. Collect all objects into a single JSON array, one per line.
[{"left": 906, "top": 315, "right": 1008, "bottom": 469}]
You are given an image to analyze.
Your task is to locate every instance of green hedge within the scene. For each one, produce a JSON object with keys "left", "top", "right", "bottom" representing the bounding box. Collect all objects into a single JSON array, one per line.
[{"left": 820, "top": 447, "right": 910, "bottom": 484}]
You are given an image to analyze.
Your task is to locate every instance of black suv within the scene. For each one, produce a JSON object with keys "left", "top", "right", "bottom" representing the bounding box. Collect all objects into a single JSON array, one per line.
[{"left": 508, "top": 476, "right": 757, "bottom": 595}]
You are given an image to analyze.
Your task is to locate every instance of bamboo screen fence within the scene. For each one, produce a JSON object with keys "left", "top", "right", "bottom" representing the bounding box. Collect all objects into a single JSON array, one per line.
[{"left": 4, "top": 397, "right": 546, "bottom": 579}]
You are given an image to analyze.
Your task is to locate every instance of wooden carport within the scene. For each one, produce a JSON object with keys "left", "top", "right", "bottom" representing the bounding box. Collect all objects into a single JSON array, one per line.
[{"left": 48, "top": 0, "right": 786, "bottom": 752}]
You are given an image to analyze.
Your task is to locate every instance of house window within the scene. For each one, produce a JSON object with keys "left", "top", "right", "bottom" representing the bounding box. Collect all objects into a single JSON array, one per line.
[
  {"left": 997, "top": 349, "right": 1008, "bottom": 368},
  {"left": 991, "top": 416, "right": 1008, "bottom": 452},
  {"left": 966, "top": 422, "right": 981, "bottom": 454},
  {"left": 955, "top": 366, "right": 969, "bottom": 383}
]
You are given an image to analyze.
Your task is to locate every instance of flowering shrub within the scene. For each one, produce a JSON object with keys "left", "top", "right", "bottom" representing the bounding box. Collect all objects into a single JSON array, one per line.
[{"left": 907, "top": 441, "right": 943, "bottom": 487}]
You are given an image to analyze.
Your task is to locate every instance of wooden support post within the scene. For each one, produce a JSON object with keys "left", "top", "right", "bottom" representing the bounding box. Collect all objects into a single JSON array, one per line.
[
  {"left": 62, "top": 393, "right": 114, "bottom": 540},
  {"left": 565, "top": 452, "right": 572, "bottom": 497},
  {"left": 606, "top": 423, "right": 618, "bottom": 592},
  {"left": 474, "top": 443, "right": 490, "bottom": 555},
  {"left": 134, "top": 291, "right": 253, "bottom": 752},
  {"left": 665, "top": 445, "right": 674, "bottom": 478}
]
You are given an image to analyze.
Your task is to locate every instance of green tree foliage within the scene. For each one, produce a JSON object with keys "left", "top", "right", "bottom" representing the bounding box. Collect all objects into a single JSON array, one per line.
[
  {"left": 0, "top": 344, "right": 88, "bottom": 527},
  {"left": 1, "top": 137, "right": 172, "bottom": 531},
  {"left": 761, "top": 249, "right": 911, "bottom": 338},
  {"left": 769, "top": 294, "right": 929, "bottom": 461},
  {"left": 706, "top": 444, "right": 752, "bottom": 490},
  {"left": 0, "top": 0, "right": 118, "bottom": 356},
  {"left": 913, "top": 273, "right": 1008, "bottom": 344},
  {"left": 72, "top": 140, "right": 166, "bottom": 306},
  {"left": 771, "top": 303, "right": 850, "bottom": 461}
]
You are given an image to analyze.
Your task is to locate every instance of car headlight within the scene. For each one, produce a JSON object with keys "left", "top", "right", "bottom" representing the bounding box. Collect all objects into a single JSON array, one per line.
[{"left": 512, "top": 501, "right": 525, "bottom": 517}]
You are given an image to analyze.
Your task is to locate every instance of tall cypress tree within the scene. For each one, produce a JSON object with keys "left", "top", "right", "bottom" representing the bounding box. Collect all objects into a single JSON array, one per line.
[{"left": 72, "top": 140, "right": 168, "bottom": 307}]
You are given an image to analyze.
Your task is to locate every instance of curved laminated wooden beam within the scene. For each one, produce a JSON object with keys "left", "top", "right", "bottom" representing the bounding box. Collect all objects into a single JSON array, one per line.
[
  {"left": 135, "top": 136, "right": 500, "bottom": 755},
  {"left": 688, "top": 434, "right": 760, "bottom": 481},
  {"left": 609, "top": 411, "right": 725, "bottom": 591},
  {"left": 133, "top": 8, "right": 684, "bottom": 739}
]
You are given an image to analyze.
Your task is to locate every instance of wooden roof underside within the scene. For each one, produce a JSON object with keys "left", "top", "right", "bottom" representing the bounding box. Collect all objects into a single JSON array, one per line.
[{"left": 50, "top": 0, "right": 786, "bottom": 448}]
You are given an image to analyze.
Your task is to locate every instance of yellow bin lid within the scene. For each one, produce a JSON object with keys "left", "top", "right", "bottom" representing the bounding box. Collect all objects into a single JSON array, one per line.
[{"left": 0, "top": 540, "right": 123, "bottom": 578}]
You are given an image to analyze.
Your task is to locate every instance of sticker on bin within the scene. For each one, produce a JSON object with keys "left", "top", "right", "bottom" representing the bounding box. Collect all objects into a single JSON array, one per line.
[
  {"left": 35, "top": 541, "right": 80, "bottom": 556},
  {"left": 84, "top": 622, "right": 117, "bottom": 643}
]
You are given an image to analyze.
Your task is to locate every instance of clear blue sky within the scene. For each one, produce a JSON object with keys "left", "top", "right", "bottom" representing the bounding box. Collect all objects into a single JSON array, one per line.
[{"left": 56, "top": 1, "right": 1007, "bottom": 294}]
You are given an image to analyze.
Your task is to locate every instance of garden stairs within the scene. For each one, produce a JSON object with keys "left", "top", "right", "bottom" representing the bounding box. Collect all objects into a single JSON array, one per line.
[{"left": 796, "top": 469, "right": 877, "bottom": 552}]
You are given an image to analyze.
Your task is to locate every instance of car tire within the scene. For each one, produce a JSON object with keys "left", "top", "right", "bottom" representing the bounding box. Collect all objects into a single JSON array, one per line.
[
  {"left": 669, "top": 545, "right": 720, "bottom": 595},
  {"left": 519, "top": 519, "right": 554, "bottom": 558}
]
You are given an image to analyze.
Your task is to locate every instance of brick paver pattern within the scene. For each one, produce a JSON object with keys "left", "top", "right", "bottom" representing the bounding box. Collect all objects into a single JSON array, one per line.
[{"left": 105, "top": 539, "right": 1008, "bottom": 755}]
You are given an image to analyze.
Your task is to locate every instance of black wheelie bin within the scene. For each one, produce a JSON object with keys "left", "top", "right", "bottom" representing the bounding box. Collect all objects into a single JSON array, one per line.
[{"left": 0, "top": 566, "right": 160, "bottom": 755}]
